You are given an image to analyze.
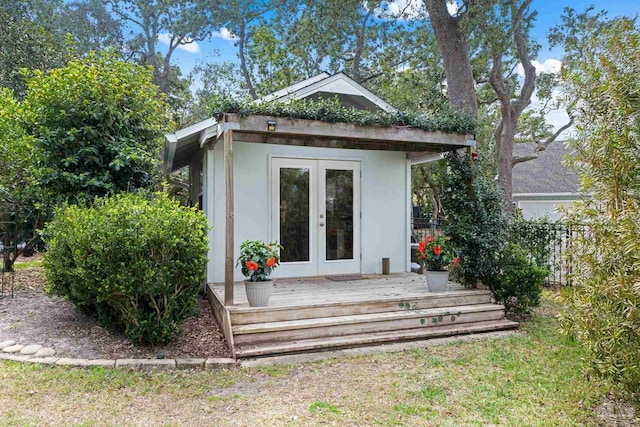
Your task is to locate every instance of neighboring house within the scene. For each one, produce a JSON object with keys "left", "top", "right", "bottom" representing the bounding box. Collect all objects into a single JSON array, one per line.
[
  {"left": 165, "top": 72, "right": 475, "bottom": 286},
  {"left": 512, "top": 141, "right": 581, "bottom": 220}
]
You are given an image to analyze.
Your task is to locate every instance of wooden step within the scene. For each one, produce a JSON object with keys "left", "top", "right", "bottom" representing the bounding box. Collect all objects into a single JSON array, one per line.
[
  {"left": 235, "top": 319, "right": 520, "bottom": 358},
  {"left": 229, "top": 290, "right": 493, "bottom": 325},
  {"left": 232, "top": 304, "right": 506, "bottom": 345}
]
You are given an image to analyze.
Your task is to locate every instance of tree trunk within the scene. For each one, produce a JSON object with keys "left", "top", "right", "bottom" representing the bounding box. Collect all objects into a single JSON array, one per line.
[
  {"left": 425, "top": 0, "right": 478, "bottom": 119},
  {"left": 490, "top": 1, "right": 536, "bottom": 211},
  {"left": 238, "top": 22, "right": 258, "bottom": 100},
  {"left": 498, "top": 109, "right": 516, "bottom": 213}
]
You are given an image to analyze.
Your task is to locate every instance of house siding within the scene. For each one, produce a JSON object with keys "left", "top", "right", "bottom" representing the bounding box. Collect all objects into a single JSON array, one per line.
[{"left": 208, "top": 141, "right": 408, "bottom": 282}]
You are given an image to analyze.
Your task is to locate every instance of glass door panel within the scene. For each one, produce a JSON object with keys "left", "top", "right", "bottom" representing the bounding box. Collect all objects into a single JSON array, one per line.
[
  {"left": 271, "top": 158, "right": 317, "bottom": 278},
  {"left": 319, "top": 160, "right": 360, "bottom": 276},
  {"left": 279, "top": 168, "right": 310, "bottom": 262},
  {"left": 325, "top": 169, "right": 354, "bottom": 260}
]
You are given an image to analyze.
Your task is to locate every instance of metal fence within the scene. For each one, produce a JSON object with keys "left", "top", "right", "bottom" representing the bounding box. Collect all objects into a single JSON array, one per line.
[
  {"left": 410, "top": 217, "right": 445, "bottom": 244},
  {"left": 510, "top": 221, "right": 590, "bottom": 286},
  {"left": 411, "top": 216, "right": 589, "bottom": 286}
]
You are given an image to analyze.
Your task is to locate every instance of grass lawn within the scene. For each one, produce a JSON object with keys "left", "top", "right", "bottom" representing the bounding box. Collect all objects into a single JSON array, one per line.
[{"left": 0, "top": 291, "right": 623, "bottom": 426}]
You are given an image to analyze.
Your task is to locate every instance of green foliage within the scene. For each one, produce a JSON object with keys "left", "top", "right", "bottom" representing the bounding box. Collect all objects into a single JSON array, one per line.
[
  {"left": 441, "top": 152, "right": 507, "bottom": 286},
  {"left": 0, "top": 89, "right": 46, "bottom": 271},
  {"left": 557, "top": 16, "right": 640, "bottom": 402},
  {"left": 22, "top": 52, "right": 170, "bottom": 207},
  {"left": 209, "top": 96, "right": 476, "bottom": 134},
  {"left": 236, "top": 240, "right": 283, "bottom": 282},
  {"left": 43, "top": 192, "right": 208, "bottom": 345},
  {"left": 484, "top": 243, "right": 548, "bottom": 315},
  {"left": 508, "top": 215, "right": 562, "bottom": 270},
  {"left": 0, "top": 1, "right": 65, "bottom": 97},
  {"left": 0, "top": 89, "right": 35, "bottom": 198}
]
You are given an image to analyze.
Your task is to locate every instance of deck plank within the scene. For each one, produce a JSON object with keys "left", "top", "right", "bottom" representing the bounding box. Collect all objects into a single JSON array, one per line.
[{"left": 235, "top": 320, "right": 519, "bottom": 357}]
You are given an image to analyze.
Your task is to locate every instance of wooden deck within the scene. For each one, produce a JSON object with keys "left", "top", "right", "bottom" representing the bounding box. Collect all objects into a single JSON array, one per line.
[{"left": 207, "top": 273, "right": 518, "bottom": 359}]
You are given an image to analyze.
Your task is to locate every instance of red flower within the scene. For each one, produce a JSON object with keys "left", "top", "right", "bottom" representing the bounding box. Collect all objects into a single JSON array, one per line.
[
  {"left": 454, "top": 256, "right": 460, "bottom": 265},
  {"left": 433, "top": 245, "right": 442, "bottom": 256},
  {"left": 426, "top": 236, "right": 433, "bottom": 243},
  {"left": 246, "top": 261, "right": 259, "bottom": 271},
  {"left": 267, "top": 256, "right": 276, "bottom": 268},
  {"left": 418, "top": 241, "right": 426, "bottom": 254}
]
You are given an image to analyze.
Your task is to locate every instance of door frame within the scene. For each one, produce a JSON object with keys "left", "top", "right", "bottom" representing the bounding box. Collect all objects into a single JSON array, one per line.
[{"left": 269, "top": 155, "right": 363, "bottom": 278}]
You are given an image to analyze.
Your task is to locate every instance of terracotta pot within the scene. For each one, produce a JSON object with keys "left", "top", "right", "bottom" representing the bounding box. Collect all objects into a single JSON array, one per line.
[
  {"left": 425, "top": 270, "right": 449, "bottom": 292},
  {"left": 244, "top": 279, "right": 273, "bottom": 307}
]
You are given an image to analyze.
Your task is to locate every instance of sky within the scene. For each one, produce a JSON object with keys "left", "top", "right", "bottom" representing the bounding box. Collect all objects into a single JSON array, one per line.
[
  {"left": 164, "top": 0, "right": 640, "bottom": 76},
  {"left": 160, "top": 0, "right": 639, "bottom": 131}
]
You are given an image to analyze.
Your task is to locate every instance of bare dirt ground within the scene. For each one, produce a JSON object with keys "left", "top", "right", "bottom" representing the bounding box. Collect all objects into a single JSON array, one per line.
[{"left": 0, "top": 262, "right": 230, "bottom": 359}]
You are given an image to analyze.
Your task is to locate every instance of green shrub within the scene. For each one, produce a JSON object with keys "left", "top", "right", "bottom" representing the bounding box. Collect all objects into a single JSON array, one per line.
[
  {"left": 441, "top": 152, "right": 507, "bottom": 287},
  {"left": 43, "top": 192, "right": 208, "bottom": 345},
  {"left": 484, "top": 243, "right": 548, "bottom": 315},
  {"left": 556, "top": 16, "right": 640, "bottom": 401},
  {"left": 23, "top": 52, "right": 170, "bottom": 207}
]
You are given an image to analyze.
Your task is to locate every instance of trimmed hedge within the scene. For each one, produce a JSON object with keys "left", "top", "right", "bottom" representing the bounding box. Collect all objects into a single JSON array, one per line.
[
  {"left": 43, "top": 192, "right": 208, "bottom": 345},
  {"left": 484, "top": 243, "right": 548, "bottom": 315}
]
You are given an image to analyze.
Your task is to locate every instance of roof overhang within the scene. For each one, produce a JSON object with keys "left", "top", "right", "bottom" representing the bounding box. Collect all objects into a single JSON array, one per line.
[
  {"left": 164, "top": 118, "right": 217, "bottom": 173},
  {"left": 165, "top": 113, "right": 474, "bottom": 174}
]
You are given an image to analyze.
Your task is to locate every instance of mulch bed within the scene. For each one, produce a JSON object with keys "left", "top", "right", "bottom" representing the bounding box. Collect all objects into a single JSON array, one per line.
[{"left": 0, "top": 262, "right": 231, "bottom": 359}]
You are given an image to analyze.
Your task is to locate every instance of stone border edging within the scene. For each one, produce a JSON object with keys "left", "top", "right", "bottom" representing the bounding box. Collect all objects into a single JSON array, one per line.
[{"left": 0, "top": 352, "right": 236, "bottom": 371}]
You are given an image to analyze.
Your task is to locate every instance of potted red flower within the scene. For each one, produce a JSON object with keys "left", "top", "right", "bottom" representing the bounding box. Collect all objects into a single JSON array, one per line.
[
  {"left": 236, "top": 240, "right": 283, "bottom": 307},
  {"left": 417, "top": 235, "right": 458, "bottom": 292}
]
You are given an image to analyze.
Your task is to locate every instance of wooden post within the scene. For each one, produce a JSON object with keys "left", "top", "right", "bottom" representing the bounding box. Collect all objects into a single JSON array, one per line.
[
  {"left": 224, "top": 129, "right": 234, "bottom": 306},
  {"left": 382, "top": 258, "right": 390, "bottom": 275}
]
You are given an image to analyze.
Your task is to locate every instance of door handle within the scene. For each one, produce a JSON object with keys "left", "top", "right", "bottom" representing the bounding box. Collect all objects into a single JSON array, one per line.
[{"left": 319, "top": 222, "right": 325, "bottom": 227}]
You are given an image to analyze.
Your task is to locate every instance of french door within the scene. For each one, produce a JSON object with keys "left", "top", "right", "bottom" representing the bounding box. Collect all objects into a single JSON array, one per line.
[{"left": 271, "top": 158, "right": 361, "bottom": 277}]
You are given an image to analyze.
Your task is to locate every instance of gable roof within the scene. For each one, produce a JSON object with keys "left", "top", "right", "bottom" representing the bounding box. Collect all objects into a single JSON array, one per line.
[
  {"left": 165, "top": 72, "right": 397, "bottom": 172},
  {"left": 259, "top": 72, "right": 396, "bottom": 112},
  {"left": 512, "top": 141, "right": 580, "bottom": 195}
]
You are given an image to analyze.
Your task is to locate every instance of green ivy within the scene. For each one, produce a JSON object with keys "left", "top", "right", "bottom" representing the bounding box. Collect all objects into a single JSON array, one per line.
[{"left": 208, "top": 96, "right": 476, "bottom": 134}]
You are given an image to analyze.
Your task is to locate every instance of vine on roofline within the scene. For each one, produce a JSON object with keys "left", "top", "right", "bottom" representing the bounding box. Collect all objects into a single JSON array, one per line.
[{"left": 208, "top": 96, "right": 476, "bottom": 134}]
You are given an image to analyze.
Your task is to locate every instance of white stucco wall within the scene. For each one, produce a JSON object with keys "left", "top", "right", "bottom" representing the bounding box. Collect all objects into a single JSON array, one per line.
[
  {"left": 515, "top": 199, "right": 574, "bottom": 221},
  {"left": 207, "top": 141, "right": 409, "bottom": 282}
]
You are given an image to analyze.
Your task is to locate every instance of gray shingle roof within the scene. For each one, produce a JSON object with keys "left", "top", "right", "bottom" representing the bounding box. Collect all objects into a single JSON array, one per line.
[{"left": 512, "top": 141, "right": 579, "bottom": 194}]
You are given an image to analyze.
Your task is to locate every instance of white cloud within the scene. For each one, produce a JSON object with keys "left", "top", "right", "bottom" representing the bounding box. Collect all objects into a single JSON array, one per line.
[
  {"left": 446, "top": 1, "right": 460, "bottom": 16},
  {"left": 212, "top": 27, "right": 237, "bottom": 41},
  {"left": 157, "top": 33, "right": 201, "bottom": 53},
  {"left": 374, "top": 0, "right": 425, "bottom": 20},
  {"left": 517, "top": 58, "right": 562, "bottom": 77},
  {"left": 369, "top": 0, "right": 460, "bottom": 20}
]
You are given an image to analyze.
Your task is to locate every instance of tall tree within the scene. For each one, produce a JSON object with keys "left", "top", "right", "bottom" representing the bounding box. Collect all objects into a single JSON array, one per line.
[
  {"left": 0, "top": 1, "right": 65, "bottom": 97},
  {"left": 202, "top": 0, "right": 420, "bottom": 101},
  {"left": 425, "top": 0, "right": 477, "bottom": 118},
  {"left": 60, "top": 0, "right": 124, "bottom": 56},
  {"left": 425, "top": 0, "right": 569, "bottom": 211},
  {"left": 106, "top": 0, "right": 210, "bottom": 93}
]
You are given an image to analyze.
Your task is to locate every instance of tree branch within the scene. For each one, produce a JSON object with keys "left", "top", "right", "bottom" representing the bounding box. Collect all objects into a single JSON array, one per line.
[
  {"left": 489, "top": 53, "right": 509, "bottom": 103},
  {"left": 512, "top": 155, "right": 538, "bottom": 166},
  {"left": 538, "top": 117, "right": 574, "bottom": 149},
  {"left": 511, "top": 0, "right": 536, "bottom": 117}
]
